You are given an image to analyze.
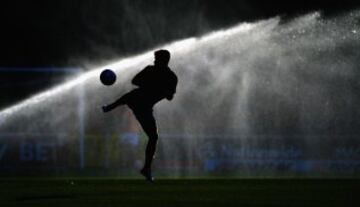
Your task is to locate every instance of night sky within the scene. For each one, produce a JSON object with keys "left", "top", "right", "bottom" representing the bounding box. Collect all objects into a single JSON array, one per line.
[{"left": 1, "top": 0, "right": 359, "bottom": 67}]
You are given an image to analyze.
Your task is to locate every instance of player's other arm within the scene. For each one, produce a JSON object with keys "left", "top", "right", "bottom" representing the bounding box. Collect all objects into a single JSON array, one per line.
[{"left": 165, "top": 73, "right": 178, "bottom": 101}]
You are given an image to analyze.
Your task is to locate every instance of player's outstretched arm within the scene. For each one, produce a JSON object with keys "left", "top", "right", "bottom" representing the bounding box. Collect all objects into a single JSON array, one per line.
[{"left": 132, "top": 66, "right": 151, "bottom": 87}]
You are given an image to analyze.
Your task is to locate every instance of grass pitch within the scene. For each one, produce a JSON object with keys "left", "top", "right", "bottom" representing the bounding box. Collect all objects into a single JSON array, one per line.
[{"left": 0, "top": 178, "right": 359, "bottom": 207}]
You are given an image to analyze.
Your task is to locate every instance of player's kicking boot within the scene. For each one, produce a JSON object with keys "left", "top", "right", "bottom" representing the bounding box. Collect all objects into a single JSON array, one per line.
[{"left": 102, "top": 105, "right": 110, "bottom": 113}]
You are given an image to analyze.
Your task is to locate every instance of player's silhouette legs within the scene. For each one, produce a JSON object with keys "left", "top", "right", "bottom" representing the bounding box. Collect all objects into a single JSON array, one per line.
[
  {"left": 133, "top": 110, "right": 158, "bottom": 181},
  {"left": 103, "top": 90, "right": 158, "bottom": 181}
]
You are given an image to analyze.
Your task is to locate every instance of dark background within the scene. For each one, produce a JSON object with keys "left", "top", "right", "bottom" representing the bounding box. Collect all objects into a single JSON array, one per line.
[
  {"left": 1, "top": 0, "right": 359, "bottom": 67},
  {"left": 0, "top": 0, "right": 359, "bottom": 108}
]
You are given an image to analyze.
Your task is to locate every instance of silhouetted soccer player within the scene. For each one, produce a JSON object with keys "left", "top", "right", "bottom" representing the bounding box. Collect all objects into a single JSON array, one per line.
[{"left": 102, "top": 49, "right": 178, "bottom": 181}]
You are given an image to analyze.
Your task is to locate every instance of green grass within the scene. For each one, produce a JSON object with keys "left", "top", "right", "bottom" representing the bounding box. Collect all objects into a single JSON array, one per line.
[{"left": 0, "top": 178, "right": 359, "bottom": 207}]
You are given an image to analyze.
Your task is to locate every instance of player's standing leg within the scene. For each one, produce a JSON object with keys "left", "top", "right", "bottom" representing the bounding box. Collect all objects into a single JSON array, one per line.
[{"left": 133, "top": 110, "right": 158, "bottom": 181}]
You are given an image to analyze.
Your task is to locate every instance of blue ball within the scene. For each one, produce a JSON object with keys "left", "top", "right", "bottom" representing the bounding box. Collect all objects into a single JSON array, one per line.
[{"left": 100, "top": 69, "right": 116, "bottom": 86}]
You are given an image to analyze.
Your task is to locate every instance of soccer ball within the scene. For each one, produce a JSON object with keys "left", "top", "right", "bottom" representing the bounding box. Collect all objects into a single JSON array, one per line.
[{"left": 100, "top": 69, "right": 116, "bottom": 86}]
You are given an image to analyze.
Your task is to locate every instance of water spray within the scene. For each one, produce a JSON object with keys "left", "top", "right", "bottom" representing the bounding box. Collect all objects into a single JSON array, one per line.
[{"left": 0, "top": 11, "right": 359, "bottom": 176}]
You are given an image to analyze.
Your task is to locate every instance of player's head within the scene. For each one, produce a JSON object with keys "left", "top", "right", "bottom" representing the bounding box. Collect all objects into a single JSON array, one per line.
[{"left": 154, "top": 49, "right": 170, "bottom": 66}]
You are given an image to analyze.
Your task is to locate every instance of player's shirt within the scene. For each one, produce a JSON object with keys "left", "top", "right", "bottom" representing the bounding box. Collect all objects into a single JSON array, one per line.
[{"left": 130, "top": 65, "right": 178, "bottom": 108}]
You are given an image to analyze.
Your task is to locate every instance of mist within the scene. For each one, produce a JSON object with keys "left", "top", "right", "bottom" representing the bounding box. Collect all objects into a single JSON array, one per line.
[{"left": 0, "top": 10, "right": 359, "bottom": 176}]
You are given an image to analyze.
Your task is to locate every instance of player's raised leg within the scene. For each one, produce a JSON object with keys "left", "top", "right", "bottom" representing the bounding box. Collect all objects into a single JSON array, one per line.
[{"left": 102, "top": 93, "right": 130, "bottom": 112}]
